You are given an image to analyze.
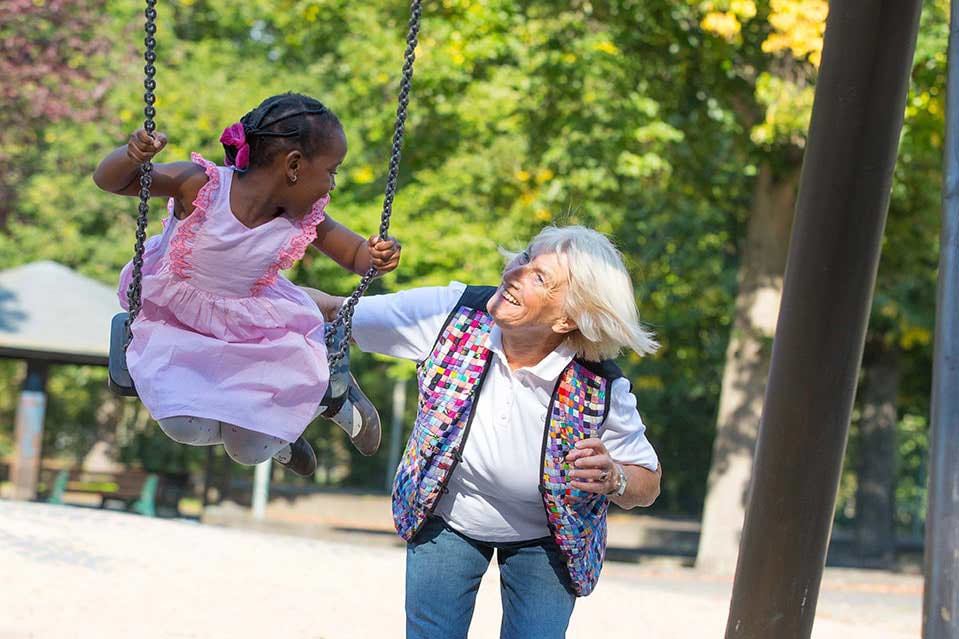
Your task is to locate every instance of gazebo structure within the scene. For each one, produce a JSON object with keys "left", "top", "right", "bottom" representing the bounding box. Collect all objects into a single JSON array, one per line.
[{"left": 0, "top": 261, "right": 119, "bottom": 500}]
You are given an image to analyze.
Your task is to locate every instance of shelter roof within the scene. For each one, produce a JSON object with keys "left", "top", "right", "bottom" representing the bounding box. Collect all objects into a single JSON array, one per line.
[{"left": 0, "top": 261, "right": 121, "bottom": 365}]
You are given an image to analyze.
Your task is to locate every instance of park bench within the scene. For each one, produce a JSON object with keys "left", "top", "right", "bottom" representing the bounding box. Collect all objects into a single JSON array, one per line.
[{"left": 44, "top": 469, "right": 164, "bottom": 517}]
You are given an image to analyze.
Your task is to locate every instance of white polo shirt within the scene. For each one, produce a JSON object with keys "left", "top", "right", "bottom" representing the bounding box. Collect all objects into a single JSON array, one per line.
[{"left": 351, "top": 282, "right": 659, "bottom": 543}]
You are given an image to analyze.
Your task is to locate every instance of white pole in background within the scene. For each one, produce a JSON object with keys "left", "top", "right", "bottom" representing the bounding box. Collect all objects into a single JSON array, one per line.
[
  {"left": 252, "top": 460, "right": 270, "bottom": 521},
  {"left": 385, "top": 378, "right": 407, "bottom": 493}
]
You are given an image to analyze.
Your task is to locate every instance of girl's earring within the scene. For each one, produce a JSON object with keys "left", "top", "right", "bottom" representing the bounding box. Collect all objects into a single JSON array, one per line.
[{"left": 290, "top": 174, "right": 298, "bottom": 184}]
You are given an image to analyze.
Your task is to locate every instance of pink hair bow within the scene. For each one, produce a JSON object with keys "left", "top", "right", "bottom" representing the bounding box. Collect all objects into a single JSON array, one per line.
[{"left": 219, "top": 122, "right": 250, "bottom": 170}]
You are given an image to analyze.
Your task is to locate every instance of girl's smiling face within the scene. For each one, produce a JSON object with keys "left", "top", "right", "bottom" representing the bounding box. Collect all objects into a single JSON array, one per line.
[{"left": 284, "top": 128, "right": 347, "bottom": 215}]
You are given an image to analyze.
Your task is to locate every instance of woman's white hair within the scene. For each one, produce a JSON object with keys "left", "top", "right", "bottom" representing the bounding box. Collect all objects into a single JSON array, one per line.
[{"left": 504, "top": 225, "right": 658, "bottom": 362}]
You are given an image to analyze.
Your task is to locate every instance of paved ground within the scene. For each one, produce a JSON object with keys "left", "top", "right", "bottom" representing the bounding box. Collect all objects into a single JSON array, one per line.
[{"left": 0, "top": 500, "right": 922, "bottom": 638}]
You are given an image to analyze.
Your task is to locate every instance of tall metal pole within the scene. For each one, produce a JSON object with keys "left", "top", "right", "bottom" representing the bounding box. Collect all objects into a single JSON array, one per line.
[
  {"left": 725, "top": 2, "right": 923, "bottom": 638},
  {"left": 252, "top": 460, "right": 270, "bottom": 521},
  {"left": 385, "top": 377, "right": 407, "bottom": 493},
  {"left": 923, "top": 1, "right": 959, "bottom": 636}
]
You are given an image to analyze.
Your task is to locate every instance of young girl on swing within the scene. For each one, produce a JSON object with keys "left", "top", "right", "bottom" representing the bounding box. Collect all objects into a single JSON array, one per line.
[{"left": 94, "top": 92, "right": 400, "bottom": 476}]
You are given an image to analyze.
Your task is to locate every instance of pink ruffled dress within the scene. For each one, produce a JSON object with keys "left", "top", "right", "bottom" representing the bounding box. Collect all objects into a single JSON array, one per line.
[{"left": 118, "top": 153, "right": 330, "bottom": 443}]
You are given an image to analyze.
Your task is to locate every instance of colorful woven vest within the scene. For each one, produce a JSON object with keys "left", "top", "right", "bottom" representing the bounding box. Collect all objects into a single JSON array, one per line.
[{"left": 391, "top": 286, "right": 619, "bottom": 596}]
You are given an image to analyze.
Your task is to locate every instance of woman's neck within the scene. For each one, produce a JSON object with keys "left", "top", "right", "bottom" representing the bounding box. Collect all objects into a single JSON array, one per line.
[{"left": 499, "top": 327, "right": 566, "bottom": 372}]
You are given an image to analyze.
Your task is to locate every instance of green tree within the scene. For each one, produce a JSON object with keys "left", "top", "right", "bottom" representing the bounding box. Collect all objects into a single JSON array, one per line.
[
  {"left": 849, "top": 0, "right": 946, "bottom": 562},
  {"left": 689, "top": 0, "right": 839, "bottom": 572},
  {"left": 0, "top": 1, "right": 735, "bottom": 499},
  {"left": 0, "top": 0, "right": 113, "bottom": 225}
]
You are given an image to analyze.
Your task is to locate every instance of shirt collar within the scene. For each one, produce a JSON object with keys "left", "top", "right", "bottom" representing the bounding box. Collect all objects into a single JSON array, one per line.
[{"left": 487, "top": 324, "right": 576, "bottom": 381}]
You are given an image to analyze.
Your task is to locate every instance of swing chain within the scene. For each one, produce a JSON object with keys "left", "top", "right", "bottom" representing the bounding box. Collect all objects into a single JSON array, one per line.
[
  {"left": 119, "top": 0, "right": 415, "bottom": 365},
  {"left": 325, "top": 0, "right": 422, "bottom": 366},
  {"left": 124, "top": 0, "right": 159, "bottom": 348}
]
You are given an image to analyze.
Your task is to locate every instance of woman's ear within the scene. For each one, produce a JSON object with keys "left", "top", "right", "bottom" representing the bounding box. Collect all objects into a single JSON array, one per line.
[{"left": 553, "top": 316, "right": 578, "bottom": 335}]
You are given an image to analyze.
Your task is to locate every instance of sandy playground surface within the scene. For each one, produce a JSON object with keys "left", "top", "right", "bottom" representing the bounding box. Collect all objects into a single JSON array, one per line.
[{"left": 0, "top": 500, "right": 922, "bottom": 638}]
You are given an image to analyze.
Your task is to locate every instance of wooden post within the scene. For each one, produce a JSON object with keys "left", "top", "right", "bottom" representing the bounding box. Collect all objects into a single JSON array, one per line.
[{"left": 10, "top": 360, "right": 48, "bottom": 501}]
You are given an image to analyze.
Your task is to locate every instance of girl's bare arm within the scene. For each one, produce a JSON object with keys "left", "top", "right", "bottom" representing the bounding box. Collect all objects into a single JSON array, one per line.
[
  {"left": 93, "top": 129, "right": 207, "bottom": 218},
  {"left": 312, "top": 216, "right": 401, "bottom": 276}
]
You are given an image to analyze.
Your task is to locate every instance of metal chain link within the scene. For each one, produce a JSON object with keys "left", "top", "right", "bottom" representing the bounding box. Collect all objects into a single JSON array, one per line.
[
  {"left": 325, "top": 0, "right": 422, "bottom": 367},
  {"left": 123, "top": 0, "right": 158, "bottom": 348}
]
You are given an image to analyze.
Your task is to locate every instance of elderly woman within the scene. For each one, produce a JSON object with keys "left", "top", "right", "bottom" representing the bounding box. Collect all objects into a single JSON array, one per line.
[{"left": 312, "top": 225, "right": 661, "bottom": 639}]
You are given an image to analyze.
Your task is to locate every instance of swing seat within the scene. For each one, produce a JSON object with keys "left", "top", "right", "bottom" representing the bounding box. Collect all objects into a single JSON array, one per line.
[{"left": 108, "top": 312, "right": 138, "bottom": 397}]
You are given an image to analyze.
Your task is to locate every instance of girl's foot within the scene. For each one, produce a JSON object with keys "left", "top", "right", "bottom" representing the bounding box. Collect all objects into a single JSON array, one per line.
[
  {"left": 320, "top": 323, "right": 382, "bottom": 456},
  {"left": 273, "top": 436, "right": 317, "bottom": 476},
  {"left": 319, "top": 374, "right": 382, "bottom": 456}
]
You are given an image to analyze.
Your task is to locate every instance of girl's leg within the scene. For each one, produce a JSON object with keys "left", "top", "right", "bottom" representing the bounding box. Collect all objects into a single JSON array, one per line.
[
  {"left": 157, "top": 416, "right": 222, "bottom": 446},
  {"left": 220, "top": 424, "right": 290, "bottom": 466},
  {"left": 406, "top": 517, "right": 493, "bottom": 639}
]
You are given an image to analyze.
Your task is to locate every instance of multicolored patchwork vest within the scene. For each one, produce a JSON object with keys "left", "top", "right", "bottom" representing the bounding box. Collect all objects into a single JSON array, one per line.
[{"left": 391, "top": 286, "right": 622, "bottom": 596}]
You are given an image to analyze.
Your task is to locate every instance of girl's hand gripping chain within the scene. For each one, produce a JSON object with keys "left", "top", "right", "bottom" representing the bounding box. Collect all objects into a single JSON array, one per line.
[
  {"left": 368, "top": 235, "right": 402, "bottom": 274},
  {"left": 127, "top": 128, "right": 169, "bottom": 164}
]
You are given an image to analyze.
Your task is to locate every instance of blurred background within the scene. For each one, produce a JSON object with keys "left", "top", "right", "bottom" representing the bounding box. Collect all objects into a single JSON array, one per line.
[{"left": 0, "top": 0, "right": 948, "bottom": 573}]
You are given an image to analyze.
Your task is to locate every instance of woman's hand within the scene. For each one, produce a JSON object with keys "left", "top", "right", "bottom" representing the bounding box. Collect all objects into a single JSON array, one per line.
[
  {"left": 127, "top": 128, "right": 168, "bottom": 164},
  {"left": 566, "top": 438, "right": 621, "bottom": 496},
  {"left": 368, "top": 235, "right": 402, "bottom": 273},
  {"left": 300, "top": 287, "right": 346, "bottom": 322}
]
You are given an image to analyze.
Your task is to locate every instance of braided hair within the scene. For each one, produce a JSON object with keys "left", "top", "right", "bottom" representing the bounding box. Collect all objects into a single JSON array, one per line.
[{"left": 222, "top": 93, "right": 343, "bottom": 171}]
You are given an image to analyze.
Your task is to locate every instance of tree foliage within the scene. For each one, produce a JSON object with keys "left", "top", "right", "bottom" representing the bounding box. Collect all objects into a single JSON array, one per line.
[
  {"left": 0, "top": 0, "right": 115, "bottom": 225},
  {"left": 0, "top": 0, "right": 946, "bottom": 527}
]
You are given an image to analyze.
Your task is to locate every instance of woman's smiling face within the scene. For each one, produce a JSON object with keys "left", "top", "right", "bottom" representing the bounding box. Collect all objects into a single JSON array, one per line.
[{"left": 487, "top": 248, "right": 575, "bottom": 336}]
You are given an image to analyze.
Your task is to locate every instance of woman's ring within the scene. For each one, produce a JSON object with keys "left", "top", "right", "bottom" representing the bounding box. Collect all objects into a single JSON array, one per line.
[{"left": 599, "top": 470, "right": 609, "bottom": 482}]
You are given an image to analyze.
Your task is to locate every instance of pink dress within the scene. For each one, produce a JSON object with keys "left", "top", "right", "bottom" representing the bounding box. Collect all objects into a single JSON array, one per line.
[{"left": 118, "top": 153, "right": 330, "bottom": 443}]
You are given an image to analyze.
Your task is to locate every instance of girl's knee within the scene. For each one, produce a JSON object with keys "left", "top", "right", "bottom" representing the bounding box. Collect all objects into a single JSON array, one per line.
[
  {"left": 223, "top": 445, "right": 274, "bottom": 466},
  {"left": 158, "top": 416, "right": 220, "bottom": 445},
  {"left": 222, "top": 425, "right": 286, "bottom": 466}
]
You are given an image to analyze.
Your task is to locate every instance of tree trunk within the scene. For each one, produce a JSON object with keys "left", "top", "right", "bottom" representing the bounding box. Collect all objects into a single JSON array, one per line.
[
  {"left": 0, "top": 171, "right": 14, "bottom": 228},
  {"left": 695, "top": 163, "right": 798, "bottom": 573},
  {"left": 81, "top": 394, "right": 124, "bottom": 472},
  {"left": 854, "top": 340, "right": 900, "bottom": 566}
]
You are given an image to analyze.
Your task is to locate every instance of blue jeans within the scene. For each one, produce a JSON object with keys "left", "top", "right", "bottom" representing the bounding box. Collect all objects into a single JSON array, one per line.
[{"left": 406, "top": 517, "right": 576, "bottom": 639}]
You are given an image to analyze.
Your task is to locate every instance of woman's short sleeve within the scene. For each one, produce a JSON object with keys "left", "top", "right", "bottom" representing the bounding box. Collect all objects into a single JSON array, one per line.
[
  {"left": 600, "top": 377, "right": 659, "bottom": 471},
  {"left": 350, "top": 281, "right": 468, "bottom": 362}
]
